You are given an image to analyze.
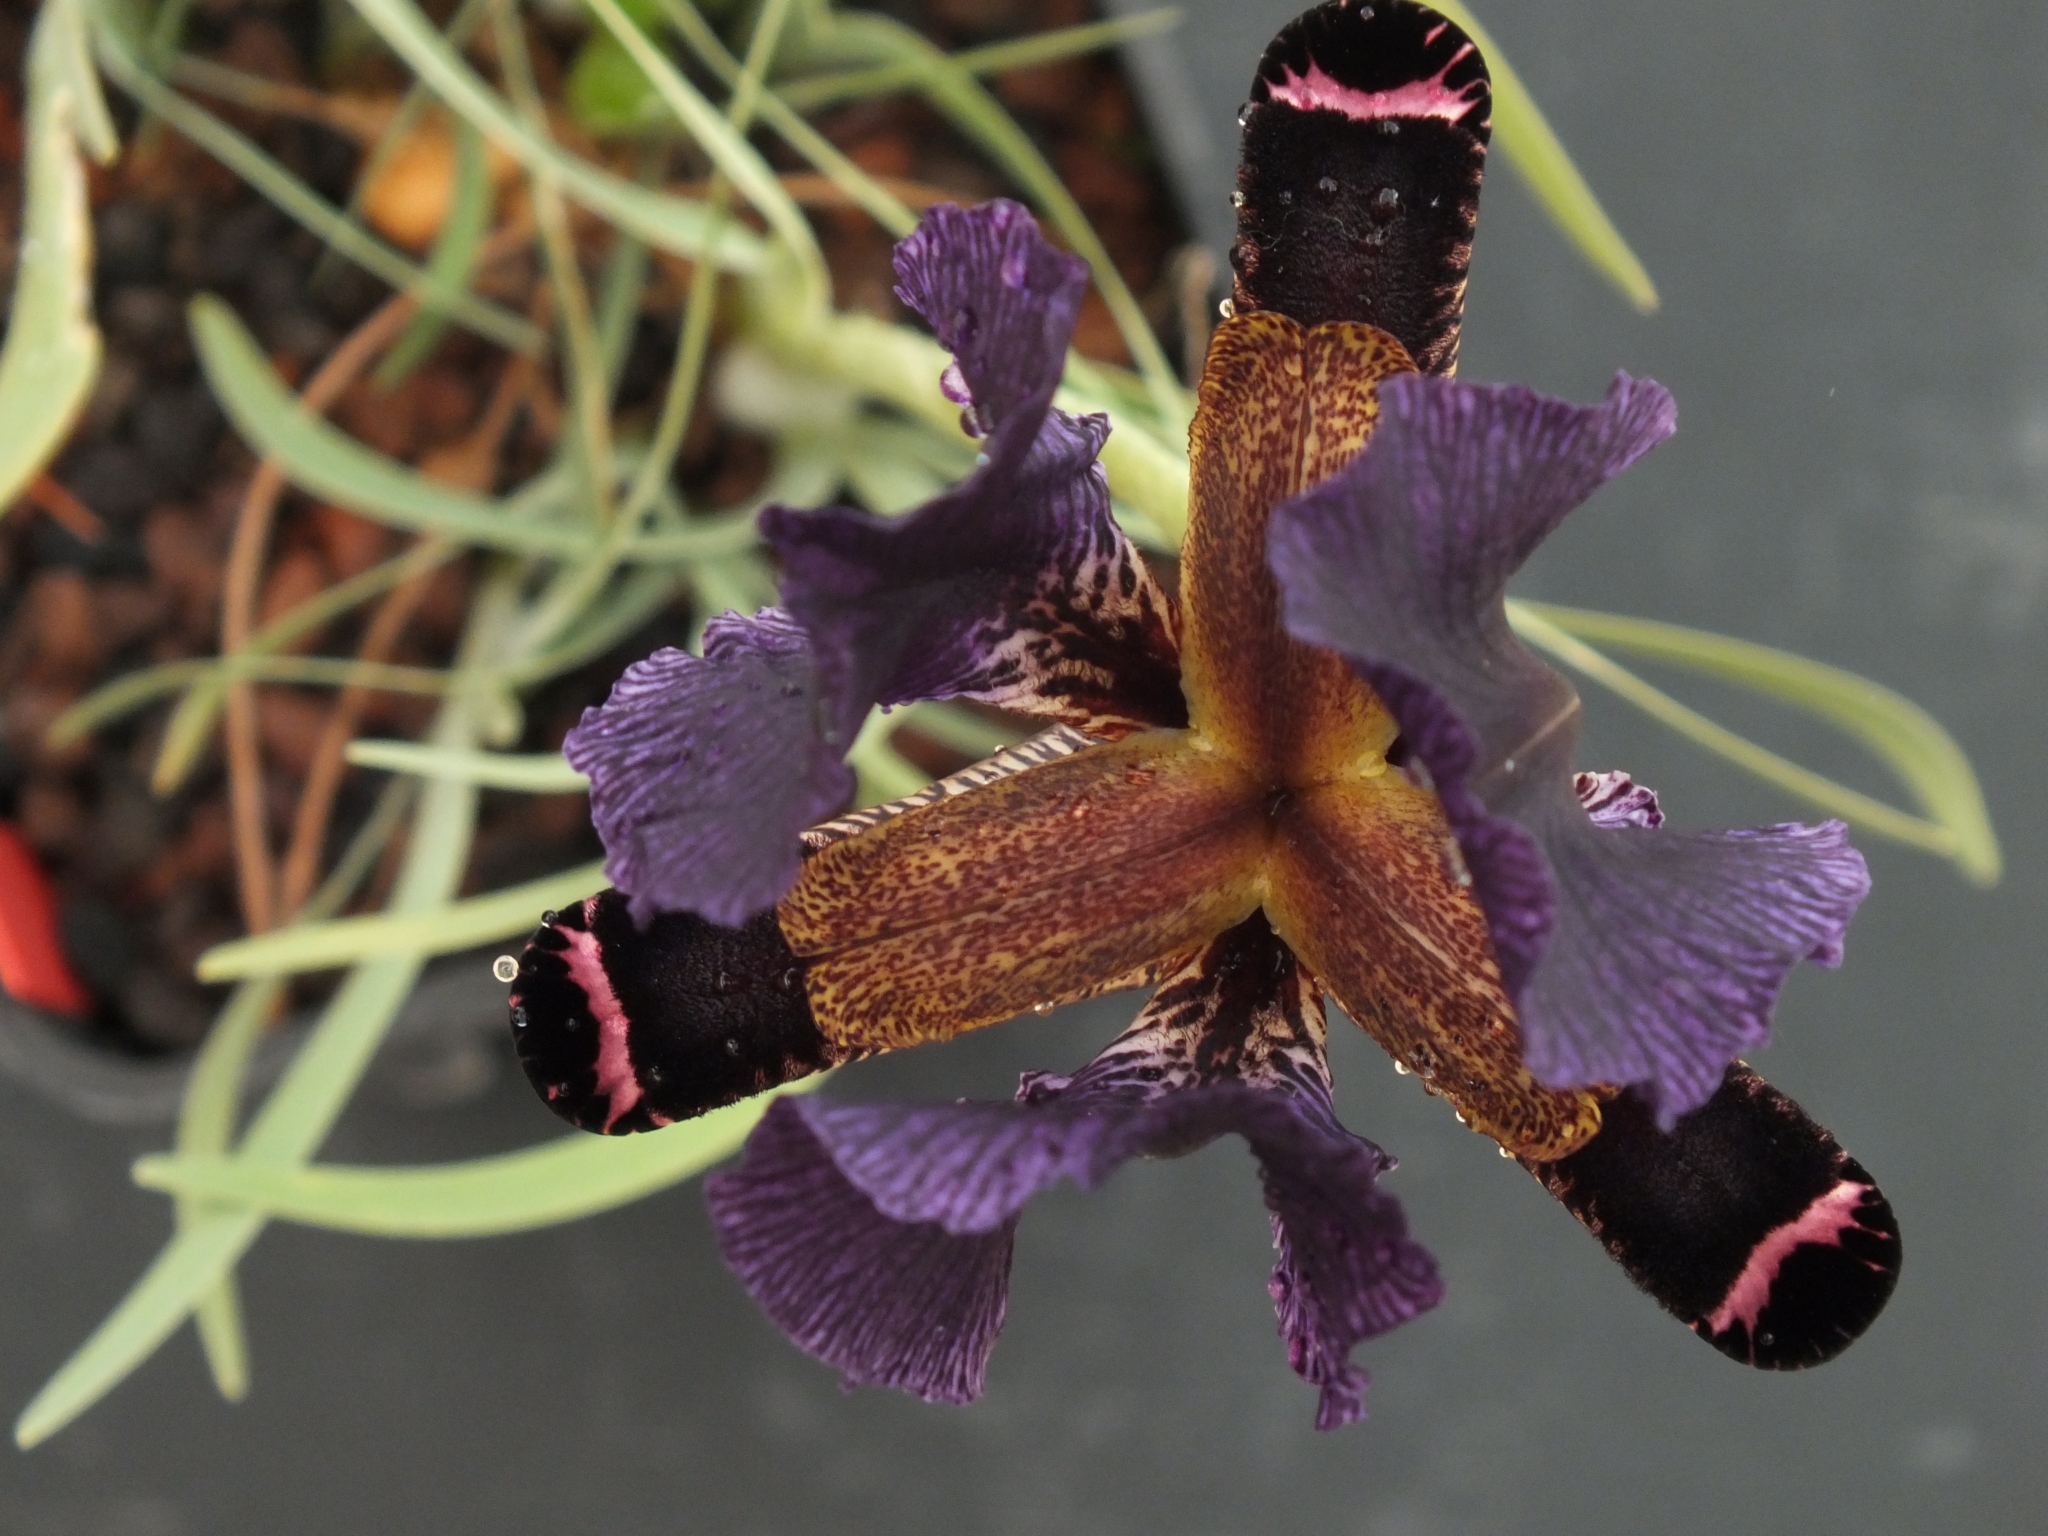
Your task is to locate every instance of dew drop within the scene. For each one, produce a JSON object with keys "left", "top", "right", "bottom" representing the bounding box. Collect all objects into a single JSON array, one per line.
[
  {"left": 510, "top": 1006, "right": 529, "bottom": 1030},
  {"left": 1277, "top": 189, "right": 1294, "bottom": 206},
  {"left": 1377, "top": 119, "right": 1401, "bottom": 136},
  {"left": 725, "top": 1037, "right": 742, "bottom": 1056},
  {"left": 492, "top": 955, "right": 519, "bottom": 983},
  {"left": 1031, "top": 1000, "right": 1054, "bottom": 1015},
  {"left": 1499, "top": 1144, "right": 1515, "bottom": 1158},
  {"left": 1374, "top": 186, "right": 1400, "bottom": 212},
  {"left": 1757, "top": 1330, "right": 1775, "bottom": 1347},
  {"left": 1229, "top": 190, "right": 1245, "bottom": 208},
  {"left": 1393, "top": 1060, "right": 1411, "bottom": 1076},
  {"left": 541, "top": 910, "right": 559, "bottom": 926},
  {"left": 1217, "top": 297, "right": 1236, "bottom": 319},
  {"left": 1316, "top": 175, "right": 1338, "bottom": 195},
  {"left": 1237, "top": 102, "right": 1252, "bottom": 127},
  {"left": 974, "top": 452, "right": 991, "bottom": 467}
]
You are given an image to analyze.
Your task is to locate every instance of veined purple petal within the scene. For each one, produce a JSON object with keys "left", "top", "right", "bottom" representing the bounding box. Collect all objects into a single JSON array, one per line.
[
  {"left": 704, "top": 1094, "right": 1013, "bottom": 1404},
  {"left": 706, "top": 917, "right": 1440, "bottom": 1427},
  {"left": 1268, "top": 373, "right": 1870, "bottom": 1125},
  {"left": 563, "top": 610, "right": 853, "bottom": 926},
  {"left": 763, "top": 202, "right": 1184, "bottom": 745},
  {"left": 893, "top": 200, "right": 1086, "bottom": 430}
]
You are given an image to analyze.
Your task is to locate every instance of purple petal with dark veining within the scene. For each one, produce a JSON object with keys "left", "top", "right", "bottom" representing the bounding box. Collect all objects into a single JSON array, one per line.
[
  {"left": 562, "top": 610, "right": 852, "bottom": 926},
  {"left": 704, "top": 1093, "right": 1013, "bottom": 1404},
  {"left": 705, "top": 918, "right": 1440, "bottom": 1427},
  {"left": 1268, "top": 372, "right": 1869, "bottom": 1124},
  {"left": 762, "top": 202, "right": 1184, "bottom": 744},
  {"left": 892, "top": 199, "right": 1085, "bottom": 430}
]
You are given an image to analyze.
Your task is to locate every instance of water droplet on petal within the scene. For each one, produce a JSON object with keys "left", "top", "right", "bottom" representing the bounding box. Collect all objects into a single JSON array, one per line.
[
  {"left": 1316, "top": 175, "right": 1338, "bottom": 195},
  {"left": 1031, "top": 1000, "right": 1054, "bottom": 1015},
  {"left": 493, "top": 955, "right": 519, "bottom": 983},
  {"left": 1393, "top": 1060, "right": 1410, "bottom": 1076},
  {"left": 1377, "top": 119, "right": 1401, "bottom": 136},
  {"left": 1374, "top": 186, "right": 1400, "bottom": 212},
  {"left": 1218, "top": 297, "right": 1236, "bottom": 319},
  {"left": 1499, "top": 1144, "right": 1515, "bottom": 1158},
  {"left": 725, "top": 1037, "right": 742, "bottom": 1056},
  {"left": 1237, "top": 102, "right": 1252, "bottom": 127},
  {"left": 1229, "top": 190, "right": 1245, "bottom": 208}
]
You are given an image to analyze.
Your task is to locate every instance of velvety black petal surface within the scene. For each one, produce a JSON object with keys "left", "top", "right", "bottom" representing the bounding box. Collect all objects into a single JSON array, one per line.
[
  {"left": 706, "top": 917, "right": 1440, "bottom": 1428},
  {"left": 562, "top": 610, "right": 853, "bottom": 926},
  {"left": 1234, "top": 0, "right": 1490, "bottom": 371},
  {"left": 509, "top": 890, "right": 845, "bottom": 1134},
  {"left": 1268, "top": 372, "right": 1870, "bottom": 1122},
  {"left": 1529, "top": 1062, "right": 1900, "bottom": 1368}
]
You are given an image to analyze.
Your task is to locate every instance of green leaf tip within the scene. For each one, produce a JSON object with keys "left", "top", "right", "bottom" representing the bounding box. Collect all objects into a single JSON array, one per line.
[
  {"left": 1430, "top": 0, "right": 1660, "bottom": 313},
  {"left": 130, "top": 1079, "right": 820, "bottom": 1239},
  {"left": 1509, "top": 602, "right": 2001, "bottom": 886}
]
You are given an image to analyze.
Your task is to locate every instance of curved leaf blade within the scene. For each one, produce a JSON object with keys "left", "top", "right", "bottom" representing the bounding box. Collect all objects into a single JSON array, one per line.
[
  {"left": 1430, "top": 0, "right": 1658, "bottom": 313},
  {"left": 195, "top": 861, "right": 607, "bottom": 981},
  {"left": 190, "top": 296, "right": 590, "bottom": 554},
  {"left": 131, "top": 1083, "right": 817, "bottom": 1238},
  {"left": 1508, "top": 600, "right": 2000, "bottom": 884},
  {"left": 0, "top": 0, "right": 115, "bottom": 517}
]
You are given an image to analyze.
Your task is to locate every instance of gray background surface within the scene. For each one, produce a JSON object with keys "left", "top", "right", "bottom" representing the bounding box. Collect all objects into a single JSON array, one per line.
[{"left": 5, "top": 1, "right": 2045, "bottom": 1530}]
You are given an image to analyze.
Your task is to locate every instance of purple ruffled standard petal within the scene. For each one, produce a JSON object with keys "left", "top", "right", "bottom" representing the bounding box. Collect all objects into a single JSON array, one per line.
[
  {"left": 705, "top": 917, "right": 1440, "bottom": 1427},
  {"left": 762, "top": 202, "right": 1184, "bottom": 744},
  {"left": 1268, "top": 373, "right": 1870, "bottom": 1125},
  {"left": 893, "top": 199, "right": 1085, "bottom": 431},
  {"left": 563, "top": 610, "right": 853, "bottom": 926}
]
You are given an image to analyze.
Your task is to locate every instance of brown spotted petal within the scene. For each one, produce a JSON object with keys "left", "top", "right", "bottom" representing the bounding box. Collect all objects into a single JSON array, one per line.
[
  {"left": 1179, "top": 313, "right": 1416, "bottom": 782},
  {"left": 705, "top": 915, "right": 1441, "bottom": 1428},
  {"left": 1263, "top": 772, "right": 1605, "bottom": 1160},
  {"left": 778, "top": 730, "right": 1269, "bottom": 1057}
]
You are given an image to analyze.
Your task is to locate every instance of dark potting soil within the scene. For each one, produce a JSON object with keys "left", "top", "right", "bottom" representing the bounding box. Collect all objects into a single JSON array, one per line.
[{"left": 0, "top": 0, "right": 1194, "bottom": 1104}]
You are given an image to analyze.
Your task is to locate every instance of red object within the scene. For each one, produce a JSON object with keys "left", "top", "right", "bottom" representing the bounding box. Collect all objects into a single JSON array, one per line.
[{"left": 0, "top": 822, "right": 93, "bottom": 1017}]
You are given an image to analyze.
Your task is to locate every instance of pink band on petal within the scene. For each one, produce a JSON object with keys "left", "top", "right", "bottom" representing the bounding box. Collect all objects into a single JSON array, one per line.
[
  {"left": 560, "top": 902, "right": 642, "bottom": 1132},
  {"left": 1264, "top": 51, "right": 1485, "bottom": 126},
  {"left": 1706, "top": 1179, "right": 1874, "bottom": 1335}
]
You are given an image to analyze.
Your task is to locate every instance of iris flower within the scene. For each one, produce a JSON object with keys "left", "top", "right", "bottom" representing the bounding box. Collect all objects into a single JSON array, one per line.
[{"left": 512, "top": 189, "right": 1873, "bottom": 1425}]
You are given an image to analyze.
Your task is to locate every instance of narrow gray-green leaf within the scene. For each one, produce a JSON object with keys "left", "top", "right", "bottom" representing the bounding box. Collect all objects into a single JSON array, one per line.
[
  {"left": 1429, "top": 1, "right": 1658, "bottom": 313},
  {"left": 132, "top": 1084, "right": 816, "bottom": 1238},
  {"left": 196, "top": 861, "right": 607, "bottom": 981},
  {"left": 0, "top": 0, "right": 115, "bottom": 517},
  {"left": 342, "top": 0, "right": 764, "bottom": 267},
  {"left": 14, "top": 1211, "right": 261, "bottom": 1448},
  {"left": 1508, "top": 601, "right": 1999, "bottom": 883},
  {"left": 345, "top": 740, "right": 588, "bottom": 792},
  {"left": 190, "top": 296, "right": 590, "bottom": 555},
  {"left": 374, "top": 116, "right": 495, "bottom": 386}
]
